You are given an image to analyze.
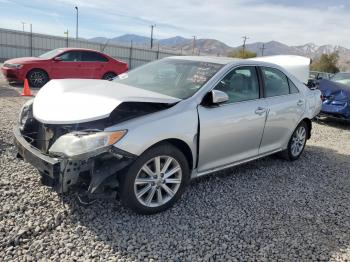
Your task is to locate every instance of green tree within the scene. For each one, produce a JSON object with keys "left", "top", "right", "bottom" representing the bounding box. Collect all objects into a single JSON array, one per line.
[
  {"left": 311, "top": 52, "right": 340, "bottom": 73},
  {"left": 228, "top": 49, "right": 257, "bottom": 59}
]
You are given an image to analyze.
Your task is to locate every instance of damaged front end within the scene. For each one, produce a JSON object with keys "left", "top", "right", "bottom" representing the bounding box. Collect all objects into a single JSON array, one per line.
[{"left": 14, "top": 99, "right": 171, "bottom": 197}]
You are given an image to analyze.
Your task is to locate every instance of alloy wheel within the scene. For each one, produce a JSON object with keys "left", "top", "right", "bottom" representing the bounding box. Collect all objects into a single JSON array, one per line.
[
  {"left": 291, "top": 126, "right": 306, "bottom": 157},
  {"left": 29, "top": 71, "right": 46, "bottom": 86},
  {"left": 134, "top": 156, "right": 182, "bottom": 208}
]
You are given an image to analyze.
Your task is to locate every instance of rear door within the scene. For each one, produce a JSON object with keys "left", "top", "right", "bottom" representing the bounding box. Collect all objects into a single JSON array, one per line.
[
  {"left": 197, "top": 66, "right": 267, "bottom": 172},
  {"left": 258, "top": 66, "right": 304, "bottom": 154},
  {"left": 79, "top": 51, "right": 109, "bottom": 79}
]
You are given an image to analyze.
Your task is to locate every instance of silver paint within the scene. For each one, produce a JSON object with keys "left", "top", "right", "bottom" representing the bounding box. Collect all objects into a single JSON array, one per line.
[{"left": 103, "top": 57, "right": 322, "bottom": 179}]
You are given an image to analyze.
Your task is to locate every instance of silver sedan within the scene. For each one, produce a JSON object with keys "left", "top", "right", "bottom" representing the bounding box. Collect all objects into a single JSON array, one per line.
[{"left": 14, "top": 56, "right": 322, "bottom": 214}]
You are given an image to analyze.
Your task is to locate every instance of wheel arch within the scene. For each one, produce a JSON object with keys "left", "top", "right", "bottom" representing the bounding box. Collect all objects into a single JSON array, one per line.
[
  {"left": 146, "top": 138, "right": 194, "bottom": 171},
  {"left": 26, "top": 68, "right": 50, "bottom": 79},
  {"left": 102, "top": 71, "right": 118, "bottom": 78},
  {"left": 299, "top": 117, "right": 312, "bottom": 139}
]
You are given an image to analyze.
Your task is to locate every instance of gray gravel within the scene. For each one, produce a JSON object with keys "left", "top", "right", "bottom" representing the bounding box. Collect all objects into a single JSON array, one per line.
[{"left": 0, "top": 82, "right": 350, "bottom": 261}]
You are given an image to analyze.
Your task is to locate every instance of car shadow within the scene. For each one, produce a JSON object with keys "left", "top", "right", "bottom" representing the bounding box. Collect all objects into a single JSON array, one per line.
[
  {"left": 315, "top": 117, "right": 350, "bottom": 131},
  {"left": 60, "top": 145, "right": 350, "bottom": 260}
]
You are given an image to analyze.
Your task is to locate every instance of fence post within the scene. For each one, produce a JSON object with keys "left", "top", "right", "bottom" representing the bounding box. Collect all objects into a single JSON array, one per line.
[
  {"left": 156, "top": 43, "right": 160, "bottom": 59},
  {"left": 30, "top": 24, "right": 33, "bottom": 56},
  {"left": 129, "top": 40, "right": 133, "bottom": 69}
]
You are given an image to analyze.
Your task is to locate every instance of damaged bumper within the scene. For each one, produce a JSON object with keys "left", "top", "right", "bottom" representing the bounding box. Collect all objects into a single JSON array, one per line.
[
  {"left": 14, "top": 126, "right": 135, "bottom": 194},
  {"left": 321, "top": 101, "right": 350, "bottom": 119}
]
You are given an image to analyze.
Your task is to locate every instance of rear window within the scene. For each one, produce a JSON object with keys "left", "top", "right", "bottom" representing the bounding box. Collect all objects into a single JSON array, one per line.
[
  {"left": 82, "top": 52, "right": 108, "bottom": 62},
  {"left": 261, "top": 67, "right": 290, "bottom": 97}
]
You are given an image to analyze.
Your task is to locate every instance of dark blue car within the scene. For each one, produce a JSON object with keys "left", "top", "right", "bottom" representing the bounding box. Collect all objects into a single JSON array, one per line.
[{"left": 318, "top": 73, "right": 350, "bottom": 120}]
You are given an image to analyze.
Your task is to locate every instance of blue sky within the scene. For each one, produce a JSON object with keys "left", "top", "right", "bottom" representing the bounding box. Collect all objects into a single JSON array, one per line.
[{"left": 0, "top": 0, "right": 349, "bottom": 47}]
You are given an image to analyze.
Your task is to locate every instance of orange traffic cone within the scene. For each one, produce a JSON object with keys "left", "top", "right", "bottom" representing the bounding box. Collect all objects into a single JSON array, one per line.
[{"left": 21, "top": 79, "right": 32, "bottom": 96}]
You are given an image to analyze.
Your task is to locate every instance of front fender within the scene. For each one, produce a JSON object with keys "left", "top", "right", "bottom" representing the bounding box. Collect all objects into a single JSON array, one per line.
[{"left": 106, "top": 102, "right": 198, "bottom": 164}]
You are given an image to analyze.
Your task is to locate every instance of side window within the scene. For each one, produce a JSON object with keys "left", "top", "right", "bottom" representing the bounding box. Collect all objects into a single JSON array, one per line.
[
  {"left": 82, "top": 52, "right": 108, "bottom": 62},
  {"left": 214, "top": 66, "right": 260, "bottom": 103},
  {"left": 261, "top": 67, "right": 289, "bottom": 97},
  {"left": 288, "top": 78, "right": 299, "bottom": 94},
  {"left": 58, "top": 51, "right": 81, "bottom": 62}
]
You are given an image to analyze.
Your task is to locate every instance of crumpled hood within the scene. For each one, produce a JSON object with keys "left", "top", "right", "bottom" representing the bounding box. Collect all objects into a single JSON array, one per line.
[
  {"left": 319, "top": 79, "right": 350, "bottom": 101},
  {"left": 33, "top": 79, "right": 180, "bottom": 124}
]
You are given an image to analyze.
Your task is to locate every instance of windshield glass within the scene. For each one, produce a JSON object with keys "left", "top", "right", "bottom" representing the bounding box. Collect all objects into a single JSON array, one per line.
[
  {"left": 331, "top": 73, "right": 350, "bottom": 81},
  {"left": 113, "top": 58, "right": 223, "bottom": 99},
  {"left": 38, "top": 49, "right": 65, "bottom": 59}
]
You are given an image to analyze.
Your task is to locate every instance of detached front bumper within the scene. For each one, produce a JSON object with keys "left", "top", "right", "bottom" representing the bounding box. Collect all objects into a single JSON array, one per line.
[{"left": 14, "top": 126, "right": 135, "bottom": 194}]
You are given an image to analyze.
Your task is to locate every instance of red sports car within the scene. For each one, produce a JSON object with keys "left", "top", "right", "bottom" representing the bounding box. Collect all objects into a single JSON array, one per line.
[{"left": 1, "top": 48, "right": 128, "bottom": 87}]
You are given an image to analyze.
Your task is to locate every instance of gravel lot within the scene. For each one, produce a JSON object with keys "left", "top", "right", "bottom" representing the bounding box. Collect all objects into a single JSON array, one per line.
[{"left": 0, "top": 80, "right": 350, "bottom": 261}]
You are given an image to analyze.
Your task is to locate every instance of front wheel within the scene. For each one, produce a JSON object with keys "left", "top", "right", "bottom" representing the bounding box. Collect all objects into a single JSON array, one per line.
[
  {"left": 27, "top": 69, "right": 49, "bottom": 88},
  {"left": 119, "top": 143, "right": 190, "bottom": 214},
  {"left": 281, "top": 121, "right": 308, "bottom": 161}
]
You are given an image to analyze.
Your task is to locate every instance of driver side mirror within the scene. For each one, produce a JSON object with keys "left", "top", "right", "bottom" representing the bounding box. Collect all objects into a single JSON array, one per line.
[
  {"left": 211, "top": 90, "right": 229, "bottom": 104},
  {"left": 53, "top": 56, "right": 62, "bottom": 61}
]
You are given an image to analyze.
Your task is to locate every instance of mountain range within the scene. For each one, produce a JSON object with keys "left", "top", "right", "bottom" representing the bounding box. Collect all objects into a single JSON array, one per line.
[{"left": 90, "top": 34, "right": 350, "bottom": 71}]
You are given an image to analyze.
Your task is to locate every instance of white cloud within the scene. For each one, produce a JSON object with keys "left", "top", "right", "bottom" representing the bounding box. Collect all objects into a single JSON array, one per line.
[{"left": 1, "top": 0, "right": 349, "bottom": 48}]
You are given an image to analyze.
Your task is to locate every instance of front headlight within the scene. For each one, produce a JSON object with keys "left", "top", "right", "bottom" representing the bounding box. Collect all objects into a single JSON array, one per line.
[
  {"left": 5, "top": 63, "right": 23, "bottom": 69},
  {"left": 49, "top": 130, "right": 127, "bottom": 158},
  {"left": 19, "top": 99, "right": 34, "bottom": 130}
]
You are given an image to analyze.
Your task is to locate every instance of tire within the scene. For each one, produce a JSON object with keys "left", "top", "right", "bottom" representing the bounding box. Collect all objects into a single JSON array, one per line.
[
  {"left": 27, "top": 69, "right": 49, "bottom": 88},
  {"left": 281, "top": 121, "right": 308, "bottom": 161},
  {"left": 102, "top": 72, "right": 117, "bottom": 81},
  {"left": 119, "top": 143, "right": 190, "bottom": 214}
]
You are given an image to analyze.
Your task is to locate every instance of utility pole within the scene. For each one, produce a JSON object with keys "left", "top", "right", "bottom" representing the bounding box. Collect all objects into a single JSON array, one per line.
[
  {"left": 150, "top": 24, "right": 156, "bottom": 49},
  {"left": 75, "top": 6, "right": 79, "bottom": 39},
  {"left": 21, "top": 22, "right": 26, "bottom": 32},
  {"left": 64, "top": 30, "right": 69, "bottom": 47},
  {"left": 242, "top": 36, "right": 249, "bottom": 56},
  {"left": 192, "top": 36, "right": 196, "bottom": 55},
  {"left": 260, "top": 43, "right": 266, "bottom": 56}
]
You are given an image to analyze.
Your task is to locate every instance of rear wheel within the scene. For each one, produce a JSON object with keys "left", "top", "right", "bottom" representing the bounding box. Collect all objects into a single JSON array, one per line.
[
  {"left": 119, "top": 143, "right": 190, "bottom": 214},
  {"left": 102, "top": 72, "right": 117, "bottom": 81},
  {"left": 281, "top": 121, "right": 308, "bottom": 161},
  {"left": 27, "top": 69, "right": 49, "bottom": 88}
]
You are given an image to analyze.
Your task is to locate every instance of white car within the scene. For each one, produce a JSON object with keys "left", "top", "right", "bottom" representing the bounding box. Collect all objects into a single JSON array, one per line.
[{"left": 14, "top": 56, "right": 322, "bottom": 214}]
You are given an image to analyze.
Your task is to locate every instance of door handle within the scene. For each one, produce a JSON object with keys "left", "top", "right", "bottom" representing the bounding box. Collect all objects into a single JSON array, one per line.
[
  {"left": 297, "top": 100, "right": 304, "bottom": 106},
  {"left": 255, "top": 107, "right": 266, "bottom": 115}
]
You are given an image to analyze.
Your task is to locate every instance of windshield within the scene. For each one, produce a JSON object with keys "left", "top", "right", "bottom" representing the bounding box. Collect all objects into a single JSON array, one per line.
[
  {"left": 113, "top": 58, "right": 223, "bottom": 99},
  {"left": 331, "top": 73, "right": 350, "bottom": 81},
  {"left": 38, "top": 49, "right": 65, "bottom": 59}
]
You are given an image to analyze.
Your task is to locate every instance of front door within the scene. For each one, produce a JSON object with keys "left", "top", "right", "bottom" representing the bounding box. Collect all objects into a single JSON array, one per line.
[
  {"left": 197, "top": 66, "right": 267, "bottom": 172},
  {"left": 51, "top": 51, "right": 81, "bottom": 78}
]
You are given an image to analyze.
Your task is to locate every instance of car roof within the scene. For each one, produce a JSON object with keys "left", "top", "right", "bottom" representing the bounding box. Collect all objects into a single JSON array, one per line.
[
  {"left": 57, "top": 47, "right": 104, "bottom": 53},
  {"left": 167, "top": 56, "right": 240, "bottom": 65},
  {"left": 167, "top": 55, "right": 284, "bottom": 68}
]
